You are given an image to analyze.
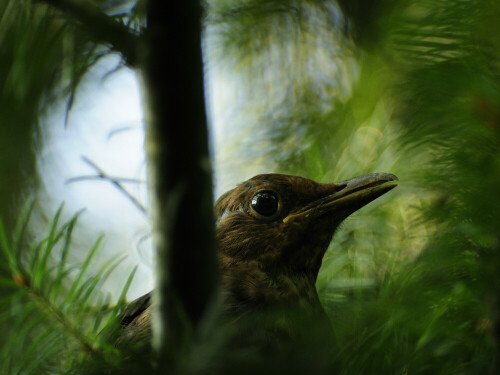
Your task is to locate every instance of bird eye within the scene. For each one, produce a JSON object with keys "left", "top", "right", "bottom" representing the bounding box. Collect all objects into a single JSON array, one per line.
[{"left": 251, "top": 191, "right": 279, "bottom": 217}]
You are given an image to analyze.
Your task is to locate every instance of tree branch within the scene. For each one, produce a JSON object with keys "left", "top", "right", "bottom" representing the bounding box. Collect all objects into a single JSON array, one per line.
[
  {"left": 35, "top": 0, "right": 141, "bottom": 66},
  {"left": 142, "top": 0, "right": 217, "bottom": 371},
  {"left": 71, "top": 156, "right": 147, "bottom": 215}
]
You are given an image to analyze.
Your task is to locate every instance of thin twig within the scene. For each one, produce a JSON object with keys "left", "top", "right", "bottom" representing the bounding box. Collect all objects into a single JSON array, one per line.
[
  {"left": 73, "top": 156, "right": 147, "bottom": 215},
  {"left": 137, "top": 232, "right": 153, "bottom": 267},
  {"left": 107, "top": 125, "right": 142, "bottom": 141},
  {"left": 67, "top": 175, "right": 146, "bottom": 185},
  {"left": 34, "top": 0, "right": 141, "bottom": 66}
]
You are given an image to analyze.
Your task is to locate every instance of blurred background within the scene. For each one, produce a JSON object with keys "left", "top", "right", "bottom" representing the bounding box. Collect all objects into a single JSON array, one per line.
[{"left": 1, "top": 0, "right": 499, "bottom": 373}]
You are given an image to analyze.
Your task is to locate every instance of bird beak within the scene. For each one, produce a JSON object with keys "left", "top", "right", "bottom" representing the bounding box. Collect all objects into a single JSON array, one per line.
[{"left": 283, "top": 173, "right": 398, "bottom": 223}]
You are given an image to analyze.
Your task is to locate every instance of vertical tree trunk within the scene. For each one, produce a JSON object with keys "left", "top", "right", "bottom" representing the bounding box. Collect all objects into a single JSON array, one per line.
[{"left": 142, "top": 1, "right": 217, "bottom": 371}]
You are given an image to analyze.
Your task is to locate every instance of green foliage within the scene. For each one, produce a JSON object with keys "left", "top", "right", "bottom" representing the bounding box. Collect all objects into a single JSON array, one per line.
[
  {"left": 0, "top": 204, "right": 136, "bottom": 374},
  {"left": 2, "top": 0, "right": 500, "bottom": 374},
  {"left": 0, "top": 0, "right": 116, "bottom": 231},
  {"left": 0, "top": 0, "right": 63, "bottom": 232},
  {"left": 209, "top": 0, "right": 500, "bottom": 373}
]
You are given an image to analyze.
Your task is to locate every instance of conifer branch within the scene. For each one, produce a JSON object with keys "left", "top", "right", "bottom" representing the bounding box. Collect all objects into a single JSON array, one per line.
[
  {"left": 34, "top": 0, "right": 141, "bottom": 66},
  {"left": 69, "top": 156, "right": 147, "bottom": 215},
  {"left": 27, "top": 287, "right": 105, "bottom": 360},
  {"left": 0, "top": 206, "right": 135, "bottom": 373}
]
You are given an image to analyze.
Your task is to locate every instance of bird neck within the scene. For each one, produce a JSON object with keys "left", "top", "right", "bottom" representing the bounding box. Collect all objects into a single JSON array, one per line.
[{"left": 219, "top": 257, "right": 323, "bottom": 316}]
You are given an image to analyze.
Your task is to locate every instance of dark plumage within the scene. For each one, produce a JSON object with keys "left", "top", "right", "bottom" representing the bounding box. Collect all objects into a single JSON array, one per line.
[{"left": 117, "top": 172, "right": 398, "bottom": 347}]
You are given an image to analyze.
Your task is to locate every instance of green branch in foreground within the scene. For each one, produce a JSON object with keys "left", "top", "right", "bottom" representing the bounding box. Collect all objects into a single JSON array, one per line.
[
  {"left": 34, "top": 0, "right": 141, "bottom": 66},
  {"left": 0, "top": 204, "right": 137, "bottom": 374}
]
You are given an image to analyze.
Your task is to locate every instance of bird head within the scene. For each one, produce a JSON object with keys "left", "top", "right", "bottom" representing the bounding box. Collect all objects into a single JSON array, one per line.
[
  {"left": 215, "top": 173, "right": 398, "bottom": 313},
  {"left": 116, "top": 172, "right": 398, "bottom": 347}
]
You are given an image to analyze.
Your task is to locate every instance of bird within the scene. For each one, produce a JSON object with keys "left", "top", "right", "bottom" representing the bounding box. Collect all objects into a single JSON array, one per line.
[{"left": 116, "top": 172, "right": 398, "bottom": 347}]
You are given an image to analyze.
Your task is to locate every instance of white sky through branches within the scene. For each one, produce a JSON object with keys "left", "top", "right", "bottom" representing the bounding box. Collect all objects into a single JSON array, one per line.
[
  {"left": 36, "top": 53, "right": 260, "bottom": 299},
  {"left": 38, "top": 55, "right": 152, "bottom": 299}
]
